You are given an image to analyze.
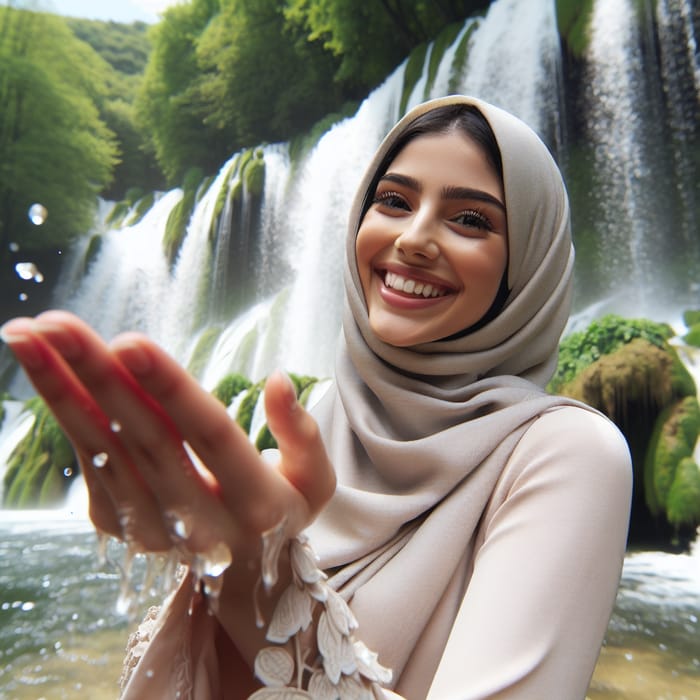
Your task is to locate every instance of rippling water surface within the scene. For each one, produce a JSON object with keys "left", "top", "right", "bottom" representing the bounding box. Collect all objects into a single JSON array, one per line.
[{"left": 1, "top": 513, "right": 699, "bottom": 699}]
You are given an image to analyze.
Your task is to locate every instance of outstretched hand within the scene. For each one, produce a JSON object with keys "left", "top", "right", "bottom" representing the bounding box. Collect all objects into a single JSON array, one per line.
[{"left": 0, "top": 310, "right": 336, "bottom": 562}]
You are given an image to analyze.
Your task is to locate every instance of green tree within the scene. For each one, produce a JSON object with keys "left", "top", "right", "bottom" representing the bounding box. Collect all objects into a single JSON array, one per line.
[
  {"left": 196, "top": 0, "right": 343, "bottom": 147},
  {"left": 284, "top": 0, "right": 490, "bottom": 92},
  {"left": 0, "top": 7, "right": 118, "bottom": 253},
  {"left": 135, "top": 0, "right": 229, "bottom": 183}
]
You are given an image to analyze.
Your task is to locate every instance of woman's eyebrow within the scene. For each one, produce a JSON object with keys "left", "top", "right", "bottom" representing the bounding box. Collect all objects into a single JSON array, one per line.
[
  {"left": 379, "top": 174, "right": 505, "bottom": 212},
  {"left": 379, "top": 173, "right": 421, "bottom": 191},
  {"left": 442, "top": 185, "right": 506, "bottom": 212}
]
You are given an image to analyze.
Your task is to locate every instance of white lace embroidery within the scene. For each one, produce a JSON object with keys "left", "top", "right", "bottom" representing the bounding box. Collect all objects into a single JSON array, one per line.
[{"left": 251, "top": 535, "right": 392, "bottom": 699}]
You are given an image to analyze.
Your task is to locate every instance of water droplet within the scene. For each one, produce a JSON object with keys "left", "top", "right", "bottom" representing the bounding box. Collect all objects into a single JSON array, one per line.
[
  {"left": 9, "top": 241, "right": 19, "bottom": 252},
  {"left": 145, "top": 669, "right": 154, "bottom": 678},
  {"left": 15, "top": 261, "right": 44, "bottom": 282},
  {"left": 624, "top": 652, "right": 634, "bottom": 661},
  {"left": 165, "top": 510, "right": 193, "bottom": 540},
  {"left": 20, "top": 601, "right": 35, "bottom": 611},
  {"left": 28, "top": 203, "right": 47, "bottom": 225},
  {"left": 63, "top": 467, "right": 73, "bottom": 477},
  {"left": 110, "top": 419, "right": 122, "bottom": 432},
  {"left": 92, "top": 452, "right": 108, "bottom": 468},
  {"left": 18, "top": 293, "right": 28, "bottom": 301}
]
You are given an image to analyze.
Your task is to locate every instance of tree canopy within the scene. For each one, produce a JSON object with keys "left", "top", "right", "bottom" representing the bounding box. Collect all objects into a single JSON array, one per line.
[
  {"left": 136, "top": 0, "right": 491, "bottom": 184},
  {"left": 0, "top": 7, "right": 118, "bottom": 252}
]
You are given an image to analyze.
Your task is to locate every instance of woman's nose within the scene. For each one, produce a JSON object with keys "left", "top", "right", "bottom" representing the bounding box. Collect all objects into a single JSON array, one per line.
[{"left": 393, "top": 214, "right": 440, "bottom": 259}]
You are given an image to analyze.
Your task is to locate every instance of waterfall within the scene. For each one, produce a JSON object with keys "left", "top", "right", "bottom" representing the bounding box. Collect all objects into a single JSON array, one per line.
[
  {"left": 574, "top": 0, "right": 699, "bottom": 315},
  {"left": 2, "top": 0, "right": 698, "bottom": 425}
]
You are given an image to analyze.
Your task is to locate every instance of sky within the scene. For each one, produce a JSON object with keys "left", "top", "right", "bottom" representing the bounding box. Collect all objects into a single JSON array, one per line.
[{"left": 11, "top": 0, "right": 183, "bottom": 23}]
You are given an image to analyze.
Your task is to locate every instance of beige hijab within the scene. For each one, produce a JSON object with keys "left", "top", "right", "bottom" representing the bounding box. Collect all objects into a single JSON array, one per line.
[{"left": 305, "top": 95, "right": 584, "bottom": 685}]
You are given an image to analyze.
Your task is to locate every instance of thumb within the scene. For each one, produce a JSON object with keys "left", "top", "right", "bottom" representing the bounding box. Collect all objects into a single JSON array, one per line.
[{"left": 264, "top": 371, "right": 336, "bottom": 519}]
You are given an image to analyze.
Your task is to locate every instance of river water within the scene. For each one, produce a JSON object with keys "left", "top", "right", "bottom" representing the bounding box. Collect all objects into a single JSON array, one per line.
[{"left": 1, "top": 511, "right": 698, "bottom": 699}]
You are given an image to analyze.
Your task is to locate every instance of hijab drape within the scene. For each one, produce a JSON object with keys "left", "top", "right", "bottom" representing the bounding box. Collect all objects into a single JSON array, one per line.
[{"left": 304, "top": 95, "right": 588, "bottom": 683}]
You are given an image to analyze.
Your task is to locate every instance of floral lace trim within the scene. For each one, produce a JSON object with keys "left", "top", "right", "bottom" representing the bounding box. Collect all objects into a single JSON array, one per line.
[
  {"left": 119, "top": 604, "right": 161, "bottom": 692},
  {"left": 251, "top": 534, "right": 392, "bottom": 699}
]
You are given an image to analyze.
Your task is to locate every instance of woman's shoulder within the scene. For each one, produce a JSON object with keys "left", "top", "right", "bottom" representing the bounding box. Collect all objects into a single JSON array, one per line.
[{"left": 512, "top": 404, "right": 632, "bottom": 487}]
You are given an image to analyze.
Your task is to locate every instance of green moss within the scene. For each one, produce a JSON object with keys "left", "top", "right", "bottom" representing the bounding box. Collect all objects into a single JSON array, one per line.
[
  {"left": 243, "top": 151, "right": 265, "bottom": 197},
  {"left": 235, "top": 380, "right": 265, "bottom": 435},
  {"left": 163, "top": 166, "right": 204, "bottom": 266},
  {"left": 125, "top": 191, "right": 155, "bottom": 226},
  {"left": 212, "top": 373, "right": 252, "bottom": 407},
  {"left": 104, "top": 201, "right": 129, "bottom": 228},
  {"left": 400, "top": 42, "right": 429, "bottom": 115},
  {"left": 644, "top": 396, "right": 700, "bottom": 518},
  {"left": 683, "top": 309, "right": 700, "bottom": 327},
  {"left": 3, "top": 397, "right": 77, "bottom": 508},
  {"left": 549, "top": 314, "right": 674, "bottom": 394},
  {"left": 424, "top": 22, "right": 463, "bottom": 98},
  {"left": 555, "top": 0, "right": 595, "bottom": 57},
  {"left": 448, "top": 19, "right": 478, "bottom": 94},
  {"left": 683, "top": 323, "right": 700, "bottom": 348},
  {"left": 83, "top": 234, "right": 103, "bottom": 273},
  {"left": 186, "top": 326, "right": 223, "bottom": 379},
  {"left": 666, "top": 457, "right": 700, "bottom": 530}
]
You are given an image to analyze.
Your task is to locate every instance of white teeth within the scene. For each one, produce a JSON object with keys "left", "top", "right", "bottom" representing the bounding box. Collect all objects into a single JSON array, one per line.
[{"left": 385, "top": 271, "right": 445, "bottom": 298}]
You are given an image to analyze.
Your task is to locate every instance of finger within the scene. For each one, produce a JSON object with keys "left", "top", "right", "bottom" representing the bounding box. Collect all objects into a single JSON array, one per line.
[
  {"left": 111, "top": 334, "right": 308, "bottom": 536},
  {"left": 1, "top": 317, "right": 174, "bottom": 550},
  {"left": 29, "top": 314, "right": 226, "bottom": 526},
  {"left": 264, "top": 371, "right": 336, "bottom": 519}
]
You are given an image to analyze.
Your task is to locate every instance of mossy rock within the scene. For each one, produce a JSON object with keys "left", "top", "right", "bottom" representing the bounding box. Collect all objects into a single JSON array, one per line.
[
  {"left": 683, "top": 309, "right": 700, "bottom": 327},
  {"left": 3, "top": 398, "right": 78, "bottom": 508},
  {"left": 124, "top": 192, "right": 155, "bottom": 227},
  {"left": 242, "top": 149, "right": 265, "bottom": 198},
  {"left": 83, "top": 234, "right": 103, "bottom": 274},
  {"left": 212, "top": 373, "right": 253, "bottom": 407},
  {"left": 556, "top": 0, "right": 595, "bottom": 57},
  {"left": 554, "top": 337, "right": 695, "bottom": 420},
  {"left": 163, "top": 167, "right": 204, "bottom": 266},
  {"left": 549, "top": 314, "right": 674, "bottom": 394},
  {"left": 683, "top": 307, "right": 700, "bottom": 346},
  {"left": 666, "top": 456, "right": 700, "bottom": 529},
  {"left": 644, "top": 396, "right": 700, "bottom": 532},
  {"left": 187, "top": 326, "right": 223, "bottom": 379},
  {"left": 551, "top": 315, "right": 698, "bottom": 546}
]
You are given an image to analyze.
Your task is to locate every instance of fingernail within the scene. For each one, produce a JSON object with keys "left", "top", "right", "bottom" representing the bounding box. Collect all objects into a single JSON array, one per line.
[
  {"left": 274, "top": 370, "right": 298, "bottom": 411},
  {"left": 115, "top": 341, "right": 152, "bottom": 374},
  {"left": 0, "top": 324, "right": 44, "bottom": 369},
  {"left": 34, "top": 320, "right": 82, "bottom": 360}
]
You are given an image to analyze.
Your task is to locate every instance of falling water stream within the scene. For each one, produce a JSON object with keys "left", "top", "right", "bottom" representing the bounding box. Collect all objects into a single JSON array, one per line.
[{"left": 1, "top": 0, "right": 699, "bottom": 696}]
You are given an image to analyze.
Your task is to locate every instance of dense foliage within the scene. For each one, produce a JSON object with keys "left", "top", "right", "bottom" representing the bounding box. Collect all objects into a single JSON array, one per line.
[
  {"left": 0, "top": 7, "right": 118, "bottom": 253},
  {"left": 136, "top": 0, "right": 491, "bottom": 183}
]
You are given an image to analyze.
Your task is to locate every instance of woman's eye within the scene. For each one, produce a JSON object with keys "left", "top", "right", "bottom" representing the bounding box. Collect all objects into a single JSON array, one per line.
[
  {"left": 372, "top": 191, "right": 410, "bottom": 211},
  {"left": 453, "top": 209, "right": 492, "bottom": 231}
]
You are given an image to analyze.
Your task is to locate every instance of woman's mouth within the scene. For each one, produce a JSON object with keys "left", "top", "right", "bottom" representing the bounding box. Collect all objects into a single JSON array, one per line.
[{"left": 383, "top": 271, "right": 450, "bottom": 298}]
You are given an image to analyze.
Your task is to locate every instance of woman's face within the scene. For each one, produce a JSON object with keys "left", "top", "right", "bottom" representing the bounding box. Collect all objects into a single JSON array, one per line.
[{"left": 356, "top": 129, "right": 508, "bottom": 347}]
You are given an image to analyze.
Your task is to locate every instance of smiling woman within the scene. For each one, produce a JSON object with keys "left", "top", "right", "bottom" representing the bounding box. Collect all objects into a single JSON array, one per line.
[
  {"left": 356, "top": 117, "right": 509, "bottom": 347},
  {"left": 1, "top": 95, "right": 633, "bottom": 700}
]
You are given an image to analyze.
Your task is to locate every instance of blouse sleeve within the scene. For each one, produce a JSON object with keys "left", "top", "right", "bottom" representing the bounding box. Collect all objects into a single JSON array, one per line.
[{"left": 426, "top": 406, "right": 633, "bottom": 700}]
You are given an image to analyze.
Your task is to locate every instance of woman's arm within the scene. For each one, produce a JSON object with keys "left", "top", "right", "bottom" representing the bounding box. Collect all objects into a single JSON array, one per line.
[
  {"left": 1, "top": 310, "right": 336, "bottom": 678},
  {"left": 426, "top": 407, "right": 632, "bottom": 700}
]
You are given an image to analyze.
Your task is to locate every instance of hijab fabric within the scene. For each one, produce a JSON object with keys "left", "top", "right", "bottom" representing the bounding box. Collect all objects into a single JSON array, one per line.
[{"left": 304, "top": 95, "right": 585, "bottom": 686}]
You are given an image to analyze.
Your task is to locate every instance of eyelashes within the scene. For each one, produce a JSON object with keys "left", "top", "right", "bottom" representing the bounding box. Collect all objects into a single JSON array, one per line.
[
  {"left": 371, "top": 191, "right": 495, "bottom": 232},
  {"left": 452, "top": 209, "right": 493, "bottom": 231},
  {"left": 372, "top": 191, "right": 409, "bottom": 210}
]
